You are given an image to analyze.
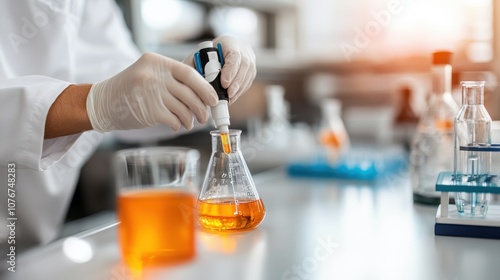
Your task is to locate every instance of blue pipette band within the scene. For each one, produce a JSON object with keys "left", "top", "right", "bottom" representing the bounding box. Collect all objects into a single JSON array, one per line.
[
  {"left": 194, "top": 52, "right": 203, "bottom": 76},
  {"left": 217, "top": 43, "right": 224, "bottom": 67},
  {"left": 194, "top": 43, "right": 224, "bottom": 76}
]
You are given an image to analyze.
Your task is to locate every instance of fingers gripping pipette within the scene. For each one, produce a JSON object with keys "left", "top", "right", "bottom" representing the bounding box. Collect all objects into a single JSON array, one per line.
[{"left": 194, "top": 41, "right": 232, "bottom": 154}]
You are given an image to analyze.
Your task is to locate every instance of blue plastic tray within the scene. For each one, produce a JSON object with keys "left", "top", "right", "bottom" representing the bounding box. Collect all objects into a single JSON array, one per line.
[{"left": 287, "top": 146, "right": 408, "bottom": 180}]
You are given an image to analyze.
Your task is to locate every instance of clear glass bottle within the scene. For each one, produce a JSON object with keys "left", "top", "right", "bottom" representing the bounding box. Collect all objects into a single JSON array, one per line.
[
  {"left": 454, "top": 81, "right": 491, "bottom": 216},
  {"left": 410, "top": 51, "right": 459, "bottom": 204},
  {"left": 197, "top": 130, "right": 266, "bottom": 232}
]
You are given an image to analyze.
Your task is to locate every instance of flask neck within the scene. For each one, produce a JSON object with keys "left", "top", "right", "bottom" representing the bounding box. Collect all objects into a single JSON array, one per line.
[
  {"left": 211, "top": 130, "right": 241, "bottom": 153},
  {"left": 431, "top": 64, "right": 452, "bottom": 95},
  {"left": 461, "top": 83, "right": 484, "bottom": 106}
]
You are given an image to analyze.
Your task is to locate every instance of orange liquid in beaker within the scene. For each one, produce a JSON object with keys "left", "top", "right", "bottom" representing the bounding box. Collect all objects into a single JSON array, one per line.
[
  {"left": 197, "top": 198, "right": 265, "bottom": 232},
  {"left": 118, "top": 189, "right": 196, "bottom": 270}
]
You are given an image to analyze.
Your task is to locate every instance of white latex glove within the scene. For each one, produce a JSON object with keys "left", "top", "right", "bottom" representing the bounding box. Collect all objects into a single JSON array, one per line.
[
  {"left": 86, "top": 52, "right": 218, "bottom": 133},
  {"left": 184, "top": 36, "right": 257, "bottom": 105}
]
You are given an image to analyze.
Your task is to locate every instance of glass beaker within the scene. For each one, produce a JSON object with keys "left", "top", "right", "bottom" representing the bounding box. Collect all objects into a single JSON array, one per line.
[
  {"left": 454, "top": 81, "right": 491, "bottom": 216},
  {"left": 197, "top": 130, "right": 265, "bottom": 232},
  {"left": 113, "top": 147, "right": 199, "bottom": 270}
]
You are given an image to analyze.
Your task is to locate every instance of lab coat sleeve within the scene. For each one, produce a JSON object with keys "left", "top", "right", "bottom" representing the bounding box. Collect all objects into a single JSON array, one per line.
[
  {"left": 74, "top": 0, "right": 141, "bottom": 83},
  {"left": 0, "top": 76, "right": 101, "bottom": 251},
  {"left": 0, "top": 76, "right": 73, "bottom": 170}
]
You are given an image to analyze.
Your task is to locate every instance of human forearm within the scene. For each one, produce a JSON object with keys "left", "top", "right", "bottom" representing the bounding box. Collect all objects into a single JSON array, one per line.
[{"left": 44, "top": 84, "right": 92, "bottom": 139}]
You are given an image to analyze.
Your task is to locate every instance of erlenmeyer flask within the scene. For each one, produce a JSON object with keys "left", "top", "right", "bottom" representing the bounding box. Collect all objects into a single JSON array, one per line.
[
  {"left": 318, "top": 98, "right": 350, "bottom": 164},
  {"left": 197, "top": 130, "right": 265, "bottom": 232}
]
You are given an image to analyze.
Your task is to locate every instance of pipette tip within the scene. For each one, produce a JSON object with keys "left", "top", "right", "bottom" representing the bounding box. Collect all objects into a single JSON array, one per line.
[{"left": 219, "top": 126, "right": 231, "bottom": 154}]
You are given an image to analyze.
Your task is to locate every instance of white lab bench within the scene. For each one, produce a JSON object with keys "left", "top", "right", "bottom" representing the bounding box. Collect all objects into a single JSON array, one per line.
[{"left": 4, "top": 168, "right": 500, "bottom": 280}]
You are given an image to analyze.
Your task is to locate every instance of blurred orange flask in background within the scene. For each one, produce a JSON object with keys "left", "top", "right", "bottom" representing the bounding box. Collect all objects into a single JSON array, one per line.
[{"left": 117, "top": 189, "right": 196, "bottom": 270}]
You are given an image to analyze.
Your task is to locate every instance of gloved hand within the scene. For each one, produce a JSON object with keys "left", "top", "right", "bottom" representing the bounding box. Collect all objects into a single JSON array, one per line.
[
  {"left": 86, "top": 52, "right": 218, "bottom": 133},
  {"left": 184, "top": 36, "right": 257, "bottom": 105}
]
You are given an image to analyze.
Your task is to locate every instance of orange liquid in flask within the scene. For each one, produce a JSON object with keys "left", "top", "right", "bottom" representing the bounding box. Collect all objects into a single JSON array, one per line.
[
  {"left": 435, "top": 119, "right": 453, "bottom": 130},
  {"left": 197, "top": 198, "right": 265, "bottom": 232},
  {"left": 118, "top": 189, "right": 196, "bottom": 270},
  {"left": 220, "top": 132, "right": 232, "bottom": 154}
]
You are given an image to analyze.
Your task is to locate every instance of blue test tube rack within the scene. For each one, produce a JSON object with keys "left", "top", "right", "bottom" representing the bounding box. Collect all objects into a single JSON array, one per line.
[{"left": 435, "top": 145, "right": 500, "bottom": 239}]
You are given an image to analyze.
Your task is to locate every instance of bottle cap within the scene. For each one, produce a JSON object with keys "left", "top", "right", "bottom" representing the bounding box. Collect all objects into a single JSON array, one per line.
[{"left": 432, "top": 51, "right": 453, "bottom": 65}]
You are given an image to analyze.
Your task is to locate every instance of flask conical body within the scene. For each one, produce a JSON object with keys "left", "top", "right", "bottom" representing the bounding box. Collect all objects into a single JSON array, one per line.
[{"left": 197, "top": 130, "right": 265, "bottom": 231}]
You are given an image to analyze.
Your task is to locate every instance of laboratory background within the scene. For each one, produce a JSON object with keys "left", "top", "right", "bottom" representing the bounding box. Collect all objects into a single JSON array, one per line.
[
  {"left": 71, "top": 0, "right": 500, "bottom": 221},
  {"left": 5, "top": 0, "right": 500, "bottom": 279}
]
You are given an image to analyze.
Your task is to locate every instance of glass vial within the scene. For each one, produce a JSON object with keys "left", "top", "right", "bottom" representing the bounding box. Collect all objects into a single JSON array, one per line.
[
  {"left": 318, "top": 99, "right": 350, "bottom": 164},
  {"left": 454, "top": 81, "right": 491, "bottom": 216},
  {"left": 197, "top": 130, "right": 266, "bottom": 232},
  {"left": 410, "top": 51, "right": 459, "bottom": 204}
]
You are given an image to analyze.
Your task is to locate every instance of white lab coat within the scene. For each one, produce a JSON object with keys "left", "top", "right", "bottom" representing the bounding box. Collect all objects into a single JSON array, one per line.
[{"left": 0, "top": 0, "right": 141, "bottom": 251}]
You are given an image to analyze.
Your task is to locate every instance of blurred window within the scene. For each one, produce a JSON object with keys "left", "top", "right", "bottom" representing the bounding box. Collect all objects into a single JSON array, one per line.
[{"left": 301, "top": 0, "right": 493, "bottom": 64}]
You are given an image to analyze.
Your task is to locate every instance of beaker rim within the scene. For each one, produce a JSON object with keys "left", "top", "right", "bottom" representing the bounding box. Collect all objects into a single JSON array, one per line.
[
  {"left": 114, "top": 146, "right": 200, "bottom": 161},
  {"left": 210, "top": 129, "right": 242, "bottom": 136},
  {"left": 460, "top": 81, "right": 485, "bottom": 87}
]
